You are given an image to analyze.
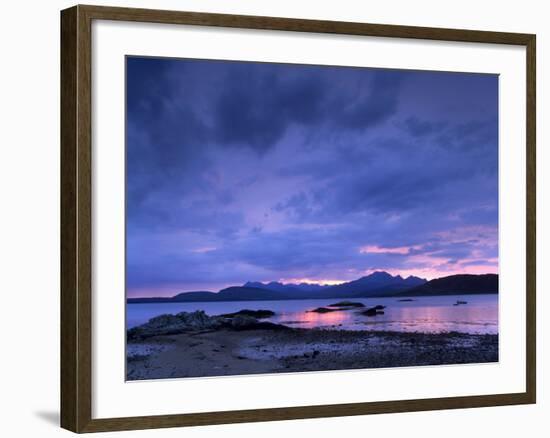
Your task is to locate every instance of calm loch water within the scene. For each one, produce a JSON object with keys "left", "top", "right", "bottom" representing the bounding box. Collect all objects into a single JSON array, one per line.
[{"left": 127, "top": 294, "right": 498, "bottom": 335}]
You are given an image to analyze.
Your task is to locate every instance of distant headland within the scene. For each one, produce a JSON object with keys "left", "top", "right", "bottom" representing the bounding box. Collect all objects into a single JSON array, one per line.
[{"left": 127, "top": 272, "right": 498, "bottom": 303}]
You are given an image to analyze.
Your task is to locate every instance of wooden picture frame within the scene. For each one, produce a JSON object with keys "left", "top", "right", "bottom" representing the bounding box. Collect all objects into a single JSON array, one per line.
[{"left": 61, "top": 4, "right": 536, "bottom": 433}]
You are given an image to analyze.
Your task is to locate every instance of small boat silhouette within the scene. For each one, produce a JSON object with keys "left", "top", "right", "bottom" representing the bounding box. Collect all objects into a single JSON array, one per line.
[{"left": 453, "top": 300, "right": 468, "bottom": 306}]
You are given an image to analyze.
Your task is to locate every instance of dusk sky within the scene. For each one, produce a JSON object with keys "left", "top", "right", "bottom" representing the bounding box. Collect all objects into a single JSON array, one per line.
[{"left": 126, "top": 56, "right": 498, "bottom": 298}]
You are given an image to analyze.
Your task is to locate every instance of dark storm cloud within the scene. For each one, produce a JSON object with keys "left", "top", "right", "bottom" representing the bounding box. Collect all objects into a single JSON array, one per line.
[
  {"left": 125, "top": 57, "right": 499, "bottom": 296},
  {"left": 211, "top": 65, "right": 405, "bottom": 151},
  {"left": 337, "top": 70, "right": 403, "bottom": 130},
  {"left": 213, "top": 65, "right": 329, "bottom": 150}
]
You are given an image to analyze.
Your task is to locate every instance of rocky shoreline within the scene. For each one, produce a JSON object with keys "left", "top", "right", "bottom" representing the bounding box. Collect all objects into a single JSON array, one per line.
[{"left": 126, "top": 310, "right": 498, "bottom": 380}]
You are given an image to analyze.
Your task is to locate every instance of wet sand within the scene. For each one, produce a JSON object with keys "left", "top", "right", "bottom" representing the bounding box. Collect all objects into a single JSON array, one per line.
[{"left": 127, "top": 328, "right": 498, "bottom": 380}]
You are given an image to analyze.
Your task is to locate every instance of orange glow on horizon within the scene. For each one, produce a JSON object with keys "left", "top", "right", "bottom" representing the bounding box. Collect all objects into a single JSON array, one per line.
[{"left": 278, "top": 277, "right": 346, "bottom": 286}]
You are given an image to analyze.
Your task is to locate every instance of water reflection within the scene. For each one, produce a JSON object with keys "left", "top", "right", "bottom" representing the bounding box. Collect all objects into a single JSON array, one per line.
[{"left": 127, "top": 294, "right": 498, "bottom": 335}]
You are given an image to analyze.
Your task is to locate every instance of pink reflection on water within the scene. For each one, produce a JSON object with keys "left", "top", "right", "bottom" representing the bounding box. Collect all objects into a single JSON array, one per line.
[
  {"left": 277, "top": 307, "right": 356, "bottom": 328},
  {"left": 271, "top": 297, "right": 498, "bottom": 334},
  {"left": 127, "top": 295, "right": 498, "bottom": 334},
  {"left": 301, "top": 308, "right": 352, "bottom": 328}
]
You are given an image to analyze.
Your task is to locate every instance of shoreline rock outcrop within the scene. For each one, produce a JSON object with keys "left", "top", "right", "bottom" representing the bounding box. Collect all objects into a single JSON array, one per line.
[{"left": 128, "top": 310, "right": 287, "bottom": 340}]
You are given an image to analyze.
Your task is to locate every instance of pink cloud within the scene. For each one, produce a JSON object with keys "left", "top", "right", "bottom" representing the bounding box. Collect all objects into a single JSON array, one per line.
[{"left": 359, "top": 245, "right": 420, "bottom": 255}]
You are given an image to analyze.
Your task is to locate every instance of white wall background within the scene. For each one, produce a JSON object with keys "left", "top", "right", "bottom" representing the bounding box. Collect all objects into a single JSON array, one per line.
[{"left": 0, "top": 0, "right": 546, "bottom": 436}]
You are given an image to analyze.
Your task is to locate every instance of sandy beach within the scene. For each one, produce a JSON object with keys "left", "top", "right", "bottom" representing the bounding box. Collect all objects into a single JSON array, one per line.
[{"left": 127, "top": 325, "right": 498, "bottom": 380}]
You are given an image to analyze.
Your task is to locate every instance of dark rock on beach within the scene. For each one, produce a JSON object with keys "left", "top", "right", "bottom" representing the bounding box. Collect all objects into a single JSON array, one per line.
[
  {"left": 362, "top": 305, "right": 386, "bottom": 317},
  {"left": 127, "top": 311, "right": 221, "bottom": 340},
  {"left": 309, "top": 307, "right": 340, "bottom": 313},
  {"left": 228, "top": 315, "right": 290, "bottom": 332},
  {"left": 328, "top": 301, "right": 366, "bottom": 308},
  {"left": 310, "top": 302, "right": 368, "bottom": 313},
  {"left": 127, "top": 310, "right": 288, "bottom": 340},
  {"left": 220, "top": 309, "right": 275, "bottom": 319}
]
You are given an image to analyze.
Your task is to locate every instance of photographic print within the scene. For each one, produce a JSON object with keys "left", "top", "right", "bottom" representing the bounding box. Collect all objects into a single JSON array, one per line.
[{"left": 125, "top": 56, "right": 499, "bottom": 381}]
